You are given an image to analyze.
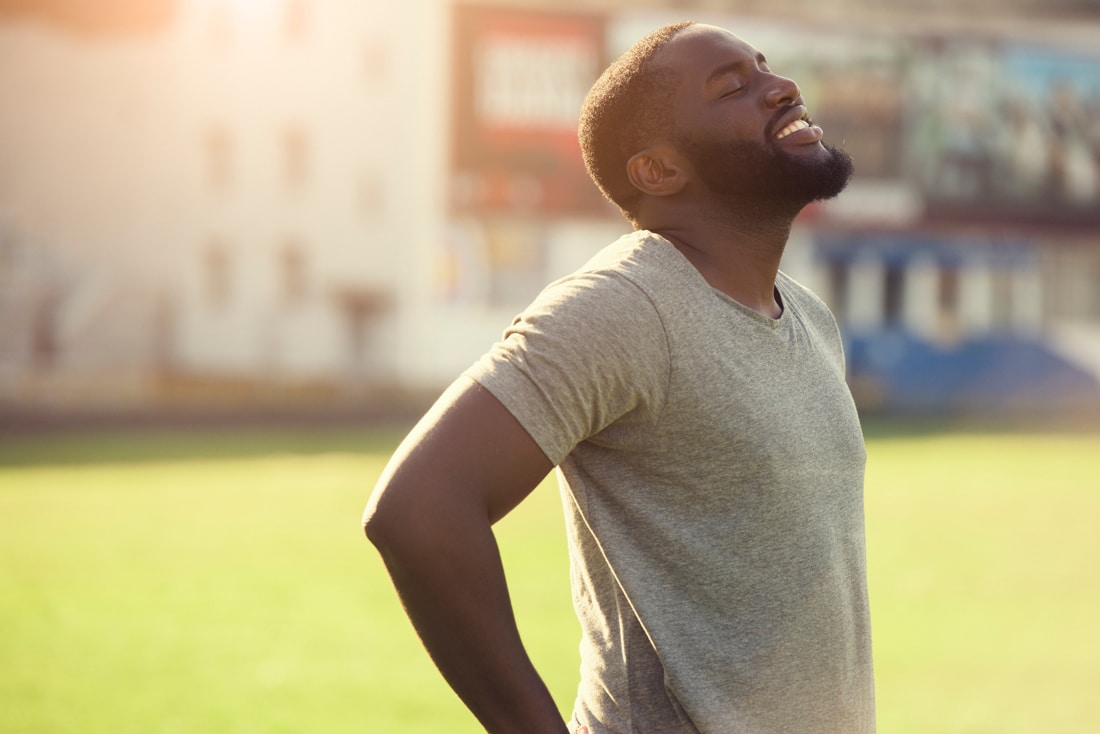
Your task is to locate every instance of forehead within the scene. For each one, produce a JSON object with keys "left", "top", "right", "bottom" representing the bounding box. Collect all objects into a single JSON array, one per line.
[{"left": 653, "top": 24, "right": 762, "bottom": 85}]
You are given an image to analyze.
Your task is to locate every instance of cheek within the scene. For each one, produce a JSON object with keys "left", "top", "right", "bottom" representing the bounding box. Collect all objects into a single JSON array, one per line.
[{"left": 707, "top": 105, "right": 767, "bottom": 144}]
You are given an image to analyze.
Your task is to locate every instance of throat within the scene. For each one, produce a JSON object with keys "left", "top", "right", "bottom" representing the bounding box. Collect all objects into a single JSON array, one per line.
[
  {"left": 725, "top": 284, "right": 783, "bottom": 320},
  {"left": 658, "top": 231, "right": 785, "bottom": 319}
]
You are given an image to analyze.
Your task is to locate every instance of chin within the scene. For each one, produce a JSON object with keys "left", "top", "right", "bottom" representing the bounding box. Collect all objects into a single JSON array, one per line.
[
  {"left": 682, "top": 135, "right": 855, "bottom": 207},
  {"left": 776, "top": 142, "right": 854, "bottom": 204}
]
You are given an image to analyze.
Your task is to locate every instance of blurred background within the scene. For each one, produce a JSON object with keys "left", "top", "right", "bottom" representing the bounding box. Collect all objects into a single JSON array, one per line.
[
  {"left": 1, "top": 0, "right": 1099, "bottom": 425},
  {"left": 2, "top": 4, "right": 1099, "bottom": 733}
]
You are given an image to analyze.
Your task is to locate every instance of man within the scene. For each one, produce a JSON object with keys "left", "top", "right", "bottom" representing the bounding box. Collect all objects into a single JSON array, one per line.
[{"left": 363, "top": 21, "right": 875, "bottom": 734}]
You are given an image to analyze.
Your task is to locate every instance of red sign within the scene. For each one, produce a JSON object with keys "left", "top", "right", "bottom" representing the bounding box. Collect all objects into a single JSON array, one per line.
[{"left": 451, "top": 4, "right": 608, "bottom": 215}]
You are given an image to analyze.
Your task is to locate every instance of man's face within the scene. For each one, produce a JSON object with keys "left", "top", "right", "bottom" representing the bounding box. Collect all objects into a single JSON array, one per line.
[{"left": 657, "top": 25, "right": 853, "bottom": 208}]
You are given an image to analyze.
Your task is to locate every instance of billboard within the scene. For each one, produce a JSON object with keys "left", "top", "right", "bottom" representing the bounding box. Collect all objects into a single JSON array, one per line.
[
  {"left": 904, "top": 40, "right": 1100, "bottom": 226},
  {"left": 750, "top": 25, "right": 1100, "bottom": 228},
  {"left": 450, "top": 4, "right": 608, "bottom": 216}
]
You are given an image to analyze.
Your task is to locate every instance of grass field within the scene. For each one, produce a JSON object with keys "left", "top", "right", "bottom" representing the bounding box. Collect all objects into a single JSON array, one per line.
[{"left": 1, "top": 423, "right": 1098, "bottom": 733}]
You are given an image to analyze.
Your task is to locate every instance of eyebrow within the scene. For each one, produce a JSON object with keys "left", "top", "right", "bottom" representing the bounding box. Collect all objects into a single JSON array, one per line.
[{"left": 705, "top": 53, "right": 768, "bottom": 86}]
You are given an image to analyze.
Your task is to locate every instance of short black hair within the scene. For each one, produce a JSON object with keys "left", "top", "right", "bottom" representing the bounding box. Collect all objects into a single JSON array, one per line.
[{"left": 579, "top": 21, "right": 695, "bottom": 226}]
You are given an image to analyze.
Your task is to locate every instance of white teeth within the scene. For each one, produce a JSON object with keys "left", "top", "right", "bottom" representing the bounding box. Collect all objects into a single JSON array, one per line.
[{"left": 775, "top": 119, "right": 809, "bottom": 140}]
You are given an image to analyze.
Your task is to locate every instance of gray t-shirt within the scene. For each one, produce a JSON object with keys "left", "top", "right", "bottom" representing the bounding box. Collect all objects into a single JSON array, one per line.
[{"left": 465, "top": 231, "right": 875, "bottom": 734}]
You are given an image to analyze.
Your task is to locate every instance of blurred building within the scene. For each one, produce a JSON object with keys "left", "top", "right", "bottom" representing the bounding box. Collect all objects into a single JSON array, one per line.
[{"left": 1, "top": 0, "right": 1099, "bottom": 416}]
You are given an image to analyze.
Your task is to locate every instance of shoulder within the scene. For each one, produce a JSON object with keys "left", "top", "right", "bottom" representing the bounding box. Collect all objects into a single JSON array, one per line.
[
  {"left": 464, "top": 233, "right": 678, "bottom": 462},
  {"left": 520, "top": 231, "right": 679, "bottom": 333},
  {"left": 542, "top": 230, "right": 705, "bottom": 323},
  {"left": 507, "top": 262, "right": 669, "bottom": 368},
  {"left": 575, "top": 229, "right": 698, "bottom": 290}
]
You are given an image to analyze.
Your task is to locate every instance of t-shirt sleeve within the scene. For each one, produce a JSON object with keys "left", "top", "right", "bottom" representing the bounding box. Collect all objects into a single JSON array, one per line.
[{"left": 464, "top": 271, "right": 671, "bottom": 466}]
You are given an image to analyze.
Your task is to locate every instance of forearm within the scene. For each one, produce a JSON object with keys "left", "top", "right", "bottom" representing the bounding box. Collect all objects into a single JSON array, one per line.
[
  {"left": 369, "top": 505, "right": 568, "bottom": 734},
  {"left": 363, "top": 379, "right": 568, "bottom": 732}
]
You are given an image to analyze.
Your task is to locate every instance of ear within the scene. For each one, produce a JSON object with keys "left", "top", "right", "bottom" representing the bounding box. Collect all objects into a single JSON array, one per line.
[{"left": 626, "top": 145, "right": 688, "bottom": 198}]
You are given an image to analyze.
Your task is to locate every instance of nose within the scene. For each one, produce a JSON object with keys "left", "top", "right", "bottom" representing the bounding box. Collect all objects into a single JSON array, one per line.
[{"left": 763, "top": 73, "right": 801, "bottom": 108}]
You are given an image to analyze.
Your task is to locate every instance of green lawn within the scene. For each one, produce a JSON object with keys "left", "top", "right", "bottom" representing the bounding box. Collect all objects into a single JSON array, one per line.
[{"left": 0, "top": 424, "right": 1097, "bottom": 733}]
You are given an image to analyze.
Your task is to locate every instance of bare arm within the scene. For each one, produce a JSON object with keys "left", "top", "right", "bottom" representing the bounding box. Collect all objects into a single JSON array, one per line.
[{"left": 363, "top": 377, "right": 570, "bottom": 734}]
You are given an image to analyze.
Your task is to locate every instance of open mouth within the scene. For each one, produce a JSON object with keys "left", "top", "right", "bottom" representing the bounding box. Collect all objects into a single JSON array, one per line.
[
  {"left": 774, "top": 117, "right": 811, "bottom": 140},
  {"left": 768, "top": 106, "right": 824, "bottom": 147}
]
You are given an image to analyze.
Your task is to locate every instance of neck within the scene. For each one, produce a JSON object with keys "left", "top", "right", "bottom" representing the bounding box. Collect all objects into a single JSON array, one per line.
[{"left": 646, "top": 197, "right": 799, "bottom": 319}]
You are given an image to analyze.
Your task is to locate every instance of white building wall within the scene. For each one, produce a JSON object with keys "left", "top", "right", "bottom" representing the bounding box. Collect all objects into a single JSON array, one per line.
[
  {"left": 0, "top": 16, "right": 186, "bottom": 405},
  {"left": 1010, "top": 265, "right": 1043, "bottom": 335},
  {"left": 958, "top": 259, "right": 995, "bottom": 335},
  {"left": 384, "top": 0, "right": 453, "bottom": 389},
  {"left": 2, "top": 0, "right": 607, "bottom": 398},
  {"left": 164, "top": 0, "right": 449, "bottom": 386},
  {"left": 903, "top": 253, "right": 940, "bottom": 338},
  {"left": 0, "top": 24, "right": 180, "bottom": 272},
  {"left": 847, "top": 256, "right": 885, "bottom": 332}
]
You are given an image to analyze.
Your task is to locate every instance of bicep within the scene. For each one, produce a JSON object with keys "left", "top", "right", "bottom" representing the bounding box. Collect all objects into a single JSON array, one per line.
[{"left": 365, "top": 376, "right": 554, "bottom": 534}]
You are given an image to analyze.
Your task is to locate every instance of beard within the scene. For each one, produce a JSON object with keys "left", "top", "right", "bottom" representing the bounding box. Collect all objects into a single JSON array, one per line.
[{"left": 677, "top": 132, "right": 854, "bottom": 212}]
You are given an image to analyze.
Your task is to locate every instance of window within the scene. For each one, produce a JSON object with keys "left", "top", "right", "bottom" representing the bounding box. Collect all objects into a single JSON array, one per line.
[
  {"left": 826, "top": 260, "right": 849, "bottom": 325},
  {"left": 204, "top": 240, "right": 231, "bottom": 308},
  {"left": 205, "top": 126, "right": 232, "bottom": 188},
  {"left": 1090, "top": 259, "right": 1100, "bottom": 319},
  {"left": 990, "top": 267, "right": 1014, "bottom": 331},
  {"left": 360, "top": 173, "right": 385, "bottom": 216},
  {"left": 279, "top": 241, "right": 307, "bottom": 306},
  {"left": 283, "top": 126, "right": 308, "bottom": 187},
  {"left": 938, "top": 266, "right": 960, "bottom": 315},
  {"left": 883, "top": 264, "right": 904, "bottom": 328},
  {"left": 284, "top": 0, "right": 308, "bottom": 41},
  {"left": 936, "top": 264, "right": 961, "bottom": 336},
  {"left": 31, "top": 285, "right": 59, "bottom": 369},
  {"left": 364, "top": 39, "right": 389, "bottom": 86}
]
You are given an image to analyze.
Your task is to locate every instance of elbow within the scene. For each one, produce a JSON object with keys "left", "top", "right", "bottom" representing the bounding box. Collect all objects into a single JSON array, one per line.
[
  {"left": 362, "top": 475, "right": 424, "bottom": 554},
  {"left": 364, "top": 476, "right": 486, "bottom": 561},
  {"left": 362, "top": 469, "right": 397, "bottom": 547},
  {"left": 362, "top": 492, "right": 395, "bottom": 550}
]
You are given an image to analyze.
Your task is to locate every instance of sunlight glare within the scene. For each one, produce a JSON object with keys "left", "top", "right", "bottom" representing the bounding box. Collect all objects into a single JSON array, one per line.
[{"left": 220, "top": 0, "right": 279, "bottom": 23}]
